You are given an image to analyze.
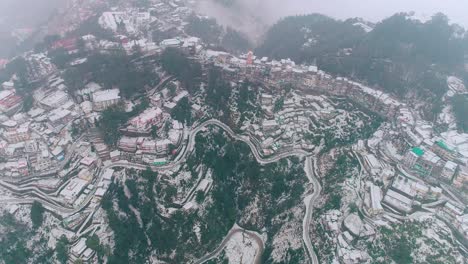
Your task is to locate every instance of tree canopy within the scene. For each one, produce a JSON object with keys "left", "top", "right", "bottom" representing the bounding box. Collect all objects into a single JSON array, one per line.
[
  {"left": 257, "top": 13, "right": 467, "bottom": 101},
  {"left": 30, "top": 201, "right": 44, "bottom": 228},
  {"left": 452, "top": 95, "right": 468, "bottom": 132},
  {"left": 160, "top": 47, "right": 202, "bottom": 94},
  {"left": 64, "top": 51, "right": 160, "bottom": 98}
]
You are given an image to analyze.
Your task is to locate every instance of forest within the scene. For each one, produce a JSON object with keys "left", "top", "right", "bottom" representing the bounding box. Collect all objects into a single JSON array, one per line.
[{"left": 256, "top": 13, "right": 468, "bottom": 103}]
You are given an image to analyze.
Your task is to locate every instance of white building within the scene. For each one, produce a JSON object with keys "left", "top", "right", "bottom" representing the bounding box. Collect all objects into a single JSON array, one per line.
[
  {"left": 368, "top": 183, "right": 384, "bottom": 216},
  {"left": 454, "top": 166, "right": 468, "bottom": 189},
  {"left": 2, "top": 124, "right": 30, "bottom": 143},
  {"left": 364, "top": 154, "right": 382, "bottom": 175},
  {"left": 118, "top": 136, "right": 138, "bottom": 152},
  {"left": 156, "top": 139, "right": 171, "bottom": 154},
  {"left": 262, "top": 119, "right": 278, "bottom": 132},
  {"left": 93, "top": 89, "right": 120, "bottom": 111},
  {"left": 39, "top": 90, "right": 69, "bottom": 109},
  {"left": 129, "top": 107, "right": 163, "bottom": 130},
  {"left": 98, "top": 12, "right": 127, "bottom": 32},
  {"left": 160, "top": 39, "right": 181, "bottom": 49},
  {"left": 383, "top": 189, "right": 413, "bottom": 213},
  {"left": 441, "top": 161, "right": 457, "bottom": 181},
  {"left": 261, "top": 94, "right": 273, "bottom": 106},
  {"left": 60, "top": 178, "right": 88, "bottom": 203},
  {"left": 2, "top": 81, "right": 14, "bottom": 89}
]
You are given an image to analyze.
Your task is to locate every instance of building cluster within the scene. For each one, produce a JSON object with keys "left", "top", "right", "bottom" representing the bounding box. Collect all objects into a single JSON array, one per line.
[
  {"left": 402, "top": 134, "right": 468, "bottom": 191},
  {"left": 1, "top": 0, "right": 468, "bottom": 263},
  {"left": 117, "top": 85, "right": 189, "bottom": 166},
  {"left": 242, "top": 92, "right": 338, "bottom": 155},
  {"left": 197, "top": 48, "right": 402, "bottom": 121},
  {"left": 0, "top": 71, "right": 121, "bottom": 178}
]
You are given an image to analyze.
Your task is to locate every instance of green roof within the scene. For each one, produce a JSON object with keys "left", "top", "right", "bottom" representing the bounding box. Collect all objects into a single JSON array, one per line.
[
  {"left": 412, "top": 147, "right": 424, "bottom": 157},
  {"left": 436, "top": 140, "right": 453, "bottom": 152}
]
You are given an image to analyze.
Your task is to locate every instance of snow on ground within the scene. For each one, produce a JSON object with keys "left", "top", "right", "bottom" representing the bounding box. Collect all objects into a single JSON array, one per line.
[
  {"left": 447, "top": 76, "right": 467, "bottom": 97},
  {"left": 438, "top": 105, "right": 457, "bottom": 129},
  {"left": 353, "top": 22, "right": 373, "bottom": 33},
  {"left": 224, "top": 231, "right": 259, "bottom": 264},
  {"left": 270, "top": 206, "right": 304, "bottom": 262}
]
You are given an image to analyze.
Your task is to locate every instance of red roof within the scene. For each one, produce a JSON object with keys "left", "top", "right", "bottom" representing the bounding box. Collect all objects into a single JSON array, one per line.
[
  {"left": 0, "top": 59, "right": 8, "bottom": 69},
  {"left": 0, "top": 94, "right": 22, "bottom": 109},
  {"left": 52, "top": 38, "right": 77, "bottom": 51}
]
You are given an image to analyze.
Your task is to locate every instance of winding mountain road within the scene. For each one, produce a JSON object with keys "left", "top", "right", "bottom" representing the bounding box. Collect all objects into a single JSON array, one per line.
[
  {"left": 302, "top": 157, "right": 321, "bottom": 264},
  {"left": 193, "top": 225, "right": 265, "bottom": 264},
  {"left": 1, "top": 119, "right": 322, "bottom": 263}
]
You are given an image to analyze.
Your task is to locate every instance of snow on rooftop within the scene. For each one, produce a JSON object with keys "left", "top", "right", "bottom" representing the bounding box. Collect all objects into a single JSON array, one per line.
[{"left": 93, "top": 89, "right": 120, "bottom": 103}]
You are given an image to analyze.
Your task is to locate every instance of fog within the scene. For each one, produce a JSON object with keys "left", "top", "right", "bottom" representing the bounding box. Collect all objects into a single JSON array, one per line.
[
  {"left": 195, "top": 0, "right": 468, "bottom": 42},
  {"left": 0, "top": 0, "right": 63, "bottom": 30},
  {"left": 0, "top": 0, "right": 64, "bottom": 57}
]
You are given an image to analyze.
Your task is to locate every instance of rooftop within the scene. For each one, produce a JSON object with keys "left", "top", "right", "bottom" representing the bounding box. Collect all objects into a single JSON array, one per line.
[
  {"left": 412, "top": 147, "right": 425, "bottom": 157},
  {"left": 93, "top": 89, "right": 120, "bottom": 103}
]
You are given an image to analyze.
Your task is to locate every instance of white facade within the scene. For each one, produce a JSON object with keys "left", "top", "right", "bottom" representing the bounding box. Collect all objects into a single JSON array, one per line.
[{"left": 93, "top": 89, "right": 120, "bottom": 111}]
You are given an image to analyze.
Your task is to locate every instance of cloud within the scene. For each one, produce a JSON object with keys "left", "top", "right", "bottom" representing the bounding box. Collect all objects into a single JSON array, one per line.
[{"left": 195, "top": 0, "right": 468, "bottom": 42}]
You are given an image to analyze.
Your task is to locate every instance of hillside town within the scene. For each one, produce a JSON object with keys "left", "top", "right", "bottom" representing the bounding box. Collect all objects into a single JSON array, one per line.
[{"left": 0, "top": 0, "right": 467, "bottom": 263}]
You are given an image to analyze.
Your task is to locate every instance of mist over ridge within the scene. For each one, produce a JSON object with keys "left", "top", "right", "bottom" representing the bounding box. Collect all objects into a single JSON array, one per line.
[{"left": 194, "top": 0, "right": 468, "bottom": 43}]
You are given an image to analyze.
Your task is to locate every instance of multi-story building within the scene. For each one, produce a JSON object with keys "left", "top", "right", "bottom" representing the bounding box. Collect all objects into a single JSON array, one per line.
[
  {"left": 156, "top": 139, "right": 171, "bottom": 154},
  {"left": 3, "top": 158, "right": 29, "bottom": 176},
  {"left": 32, "top": 156, "right": 54, "bottom": 172},
  {"left": 453, "top": 166, "right": 468, "bottom": 189},
  {"left": 368, "top": 183, "right": 384, "bottom": 216},
  {"left": 48, "top": 109, "right": 73, "bottom": 127},
  {"left": 261, "top": 93, "right": 273, "bottom": 106},
  {"left": 404, "top": 147, "right": 422, "bottom": 168},
  {"left": 128, "top": 107, "right": 163, "bottom": 132},
  {"left": 383, "top": 189, "right": 413, "bottom": 214},
  {"left": 2, "top": 81, "right": 14, "bottom": 90},
  {"left": 416, "top": 149, "right": 441, "bottom": 176},
  {"left": 432, "top": 140, "right": 457, "bottom": 161},
  {"left": 140, "top": 140, "right": 156, "bottom": 154},
  {"left": 441, "top": 161, "right": 457, "bottom": 181},
  {"left": 2, "top": 124, "right": 30, "bottom": 143},
  {"left": 364, "top": 154, "right": 382, "bottom": 175},
  {"left": 93, "top": 89, "right": 120, "bottom": 111},
  {"left": 118, "top": 137, "right": 138, "bottom": 152},
  {"left": 38, "top": 90, "right": 69, "bottom": 109},
  {"left": 262, "top": 119, "right": 279, "bottom": 133},
  {"left": 0, "top": 89, "right": 22, "bottom": 115}
]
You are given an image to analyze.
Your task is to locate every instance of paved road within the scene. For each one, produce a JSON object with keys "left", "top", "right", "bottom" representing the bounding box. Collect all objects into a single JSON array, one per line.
[
  {"left": 1, "top": 118, "right": 316, "bottom": 261},
  {"left": 302, "top": 157, "right": 321, "bottom": 264},
  {"left": 148, "top": 75, "right": 175, "bottom": 96},
  {"left": 193, "top": 226, "right": 265, "bottom": 264}
]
